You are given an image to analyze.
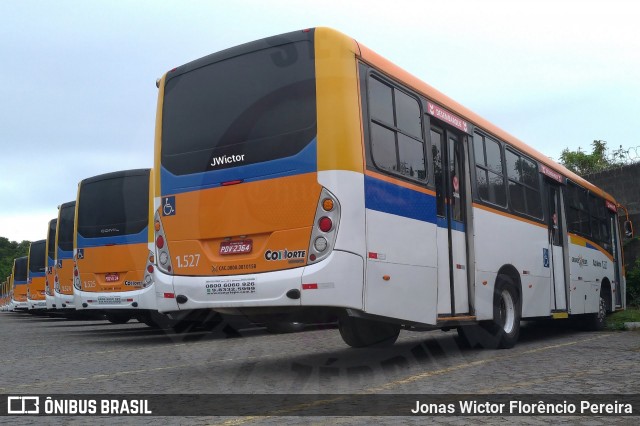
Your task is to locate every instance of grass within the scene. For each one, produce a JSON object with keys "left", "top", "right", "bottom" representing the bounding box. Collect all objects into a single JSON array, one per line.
[{"left": 606, "top": 307, "right": 640, "bottom": 330}]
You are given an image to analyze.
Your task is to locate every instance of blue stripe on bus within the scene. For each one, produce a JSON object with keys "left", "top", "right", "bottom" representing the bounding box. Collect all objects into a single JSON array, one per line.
[
  {"left": 14, "top": 281, "right": 27, "bottom": 286},
  {"left": 161, "top": 138, "right": 317, "bottom": 196},
  {"left": 29, "top": 272, "right": 45, "bottom": 278},
  {"left": 364, "top": 175, "right": 437, "bottom": 223},
  {"left": 57, "top": 248, "right": 73, "bottom": 260},
  {"left": 76, "top": 226, "right": 148, "bottom": 248},
  {"left": 436, "top": 216, "right": 466, "bottom": 232}
]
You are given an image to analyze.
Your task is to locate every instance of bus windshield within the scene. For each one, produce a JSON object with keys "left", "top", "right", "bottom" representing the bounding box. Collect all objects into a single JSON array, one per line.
[
  {"left": 77, "top": 172, "right": 149, "bottom": 239},
  {"left": 47, "top": 220, "right": 57, "bottom": 260},
  {"left": 58, "top": 202, "right": 75, "bottom": 251},
  {"left": 161, "top": 39, "right": 316, "bottom": 176},
  {"left": 14, "top": 257, "right": 27, "bottom": 282},
  {"left": 29, "top": 241, "right": 46, "bottom": 273}
]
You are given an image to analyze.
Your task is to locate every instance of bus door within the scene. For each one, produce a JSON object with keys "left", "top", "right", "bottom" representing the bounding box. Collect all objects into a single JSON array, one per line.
[
  {"left": 547, "top": 182, "right": 568, "bottom": 312},
  {"left": 432, "top": 126, "right": 470, "bottom": 316},
  {"left": 610, "top": 211, "right": 624, "bottom": 308}
]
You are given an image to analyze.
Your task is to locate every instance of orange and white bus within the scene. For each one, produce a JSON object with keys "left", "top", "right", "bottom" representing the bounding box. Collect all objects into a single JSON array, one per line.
[
  {"left": 54, "top": 201, "right": 76, "bottom": 310},
  {"left": 1, "top": 278, "right": 8, "bottom": 311},
  {"left": 12, "top": 256, "right": 29, "bottom": 311},
  {"left": 5, "top": 274, "right": 14, "bottom": 311},
  {"left": 151, "top": 28, "right": 627, "bottom": 348},
  {"left": 45, "top": 218, "right": 57, "bottom": 310},
  {"left": 27, "top": 239, "right": 47, "bottom": 311},
  {"left": 73, "top": 169, "right": 158, "bottom": 324}
]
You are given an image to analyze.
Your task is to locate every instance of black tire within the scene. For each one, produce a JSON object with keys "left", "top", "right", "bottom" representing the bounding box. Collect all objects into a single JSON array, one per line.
[
  {"left": 265, "top": 321, "right": 305, "bottom": 334},
  {"left": 457, "top": 275, "right": 521, "bottom": 349},
  {"left": 585, "top": 289, "right": 607, "bottom": 331},
  {"left": 338, "top": 316, "right": 400, "bottom": 348},
  {"left": 139, "top": 311, "right": 178, "bottom": 329},
  {"left": 105, "top": 312, "right": 132, "bottom": 324}
]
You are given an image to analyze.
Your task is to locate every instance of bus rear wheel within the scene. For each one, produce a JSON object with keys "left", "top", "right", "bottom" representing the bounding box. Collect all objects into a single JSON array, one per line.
[
  {"left": 138, "top": 311, "right": 177, "bottom": 329},
  {"left": 105, "top": 312, "right": 132, "bottom": 324},
  {"left": 457, "top": 275, "right": 521, "bottom": 349},
  {"left": 339, "top": 316, "right": 400, "bottom": 348}
]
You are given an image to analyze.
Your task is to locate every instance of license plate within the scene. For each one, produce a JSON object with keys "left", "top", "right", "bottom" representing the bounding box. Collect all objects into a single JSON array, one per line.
[
  {"left": 97, "top": 296, "right": 121, "bottom": 305},
  {"left": 105, "top": 273, "right": 119, "bottom": 282},
  {"left": 220, "top": 239, "right": 253, "bottom": 255}
]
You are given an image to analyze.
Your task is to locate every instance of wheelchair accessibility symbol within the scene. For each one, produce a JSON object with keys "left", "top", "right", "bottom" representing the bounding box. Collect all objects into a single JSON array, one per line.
[
  {"left": 162, "top": 196, "right": 176, "bottom": 216},
  {"left": 77, "top": 248, "right": 84, "bottom": 259}
]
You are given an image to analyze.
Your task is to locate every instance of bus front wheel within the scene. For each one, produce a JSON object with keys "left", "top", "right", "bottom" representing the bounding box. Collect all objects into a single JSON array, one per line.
[
  {"left": 339, "top": 316, "right": 400, "bottom": 348},
  {"left": 457, "top": 275, "right": 521, "bottom": 349}
]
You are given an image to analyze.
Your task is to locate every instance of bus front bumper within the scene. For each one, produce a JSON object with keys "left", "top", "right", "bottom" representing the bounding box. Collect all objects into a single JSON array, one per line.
[{"left": 153, "top": 250, "right": 364, "bottom": 314}]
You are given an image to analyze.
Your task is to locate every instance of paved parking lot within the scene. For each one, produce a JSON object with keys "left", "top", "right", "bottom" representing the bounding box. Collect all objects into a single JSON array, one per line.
[{"left": 0, "top": 311, "right": 638, "bottom": 424}]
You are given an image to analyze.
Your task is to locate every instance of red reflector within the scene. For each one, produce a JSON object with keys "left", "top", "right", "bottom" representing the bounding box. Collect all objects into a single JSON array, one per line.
[
  {"left": 221, "top": 180, "right": 243, "bottom": 186},
  {"left": 302, "top": 283, "right": 318, "bottom": 290},
  {"left": 164, "top": 292, "right": 175, "bottom": 299},
  {"left": 147, "top": 265, "right": 154, "bottom": 273},
  {"left": 156, "top": 235, "right": 164, "bottom": 249},
  {"left": 73, "top": 269, "right": 78, "bottom": 276},
  {"left": 309, "top": 254, "right": 316, "bottom": 261},
  {"left": 126, "top": 298, "right": 134, "bottom": 302},
  {"left": 318, "top": 217, "right": 332, "bottom": 232},
  {"left": 302, "top": 28, "right": 311, "bottom": 33},
  {"left": 368, "top": 252, "right": 378, "bottom": 259}
]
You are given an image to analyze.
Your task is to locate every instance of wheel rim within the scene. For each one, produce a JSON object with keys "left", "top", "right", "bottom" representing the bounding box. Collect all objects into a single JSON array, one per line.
[{"left": 499, "top": 289, "right": 516, "bottom": 334}]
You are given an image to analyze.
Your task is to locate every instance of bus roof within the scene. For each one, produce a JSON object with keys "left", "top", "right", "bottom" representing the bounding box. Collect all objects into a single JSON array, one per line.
[
  {"left": 80, "top": 168, "right": 151, "bottom": 185},
  {"left": 317, "top": 27, "right": 616, "bottom": 204}
]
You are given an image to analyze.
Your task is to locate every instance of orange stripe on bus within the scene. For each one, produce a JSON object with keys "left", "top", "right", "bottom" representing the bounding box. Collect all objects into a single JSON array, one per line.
[
  {"left": 365, "top": 170, "right": 436, "bottom": 197},
  {"left": 472, "top": 203, "right": 547, "bottom": 229}
]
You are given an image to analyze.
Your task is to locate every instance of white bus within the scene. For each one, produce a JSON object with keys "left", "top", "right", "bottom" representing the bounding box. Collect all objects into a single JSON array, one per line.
[{"left": 151, "top": 28, "right": 627, "bottom": 348}]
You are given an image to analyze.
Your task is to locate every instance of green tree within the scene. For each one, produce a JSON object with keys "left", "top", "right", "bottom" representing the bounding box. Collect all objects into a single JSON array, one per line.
[
  {"left": 559, "top": 140, "right": 626, "bottom": 176},
  {"left": 0, "top": 237, "right": 31, "bottom": 282}
]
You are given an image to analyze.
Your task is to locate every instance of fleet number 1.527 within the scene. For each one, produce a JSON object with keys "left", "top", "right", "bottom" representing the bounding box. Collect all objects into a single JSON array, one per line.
[{"left": 176, "top": 254, "right": 200, "bottom": 268}]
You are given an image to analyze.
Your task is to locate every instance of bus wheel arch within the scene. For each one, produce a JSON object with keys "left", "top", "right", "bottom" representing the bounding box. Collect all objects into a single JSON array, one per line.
[
  {"left": 585, "top": 280, "right": 610, "bottom": 331},
  {"left": 600, "top": 278, "right": 612, "bottom": 313},
  {"left": 457, "top": 267, "right": 522, "bottom": 349}
]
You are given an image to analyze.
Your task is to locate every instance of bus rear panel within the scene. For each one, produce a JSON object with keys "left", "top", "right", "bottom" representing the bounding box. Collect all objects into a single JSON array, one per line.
[
  {"left": 73, "top": 169, "right": 156, "bottom": 314},
  {"left": 55, "top": 201, "right": 76, "bottom": 309},
  {"left": 45, "top": 218, "right": 57, "bottom": 309},
  {"left": 12, "top": 257, "right": 28, "bottom": 310},
  {"left": 27, "top": 239, "right": 47, "bottom": 310}
]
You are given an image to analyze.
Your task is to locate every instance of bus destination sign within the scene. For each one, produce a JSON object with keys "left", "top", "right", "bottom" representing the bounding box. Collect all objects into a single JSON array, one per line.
[
  {"left": 427, "top": 101, "right": 469, "bottom": 134},
  {"left": 539, "top": 164, "right": 564, "bottom": 183}
]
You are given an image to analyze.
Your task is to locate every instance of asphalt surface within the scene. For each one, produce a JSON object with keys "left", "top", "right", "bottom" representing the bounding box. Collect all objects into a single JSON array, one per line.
[{"left": 0, "top": 310, "right": 638, "bottom": 425}]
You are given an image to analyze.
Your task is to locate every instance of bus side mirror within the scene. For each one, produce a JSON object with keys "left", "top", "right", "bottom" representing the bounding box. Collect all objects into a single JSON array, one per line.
[{"left": 624, "top": 220, "right": 634, "bottom": 238}]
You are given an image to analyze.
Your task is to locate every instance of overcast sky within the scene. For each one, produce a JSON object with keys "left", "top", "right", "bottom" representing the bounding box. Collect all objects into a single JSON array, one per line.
[{"left": 1, "top": 0, "right": 638, "bottom": 242}]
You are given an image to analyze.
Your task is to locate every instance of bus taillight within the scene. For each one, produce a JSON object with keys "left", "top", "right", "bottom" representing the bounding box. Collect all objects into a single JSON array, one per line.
[
  {"left": 318, "top": 217, "right": 332, "bottom": 232},
  {"left": 307, "top": 188, "right": 341, "bottom": 265},
  {"left": 153, "top": 211, "right": 173, "bottom": 274}
]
